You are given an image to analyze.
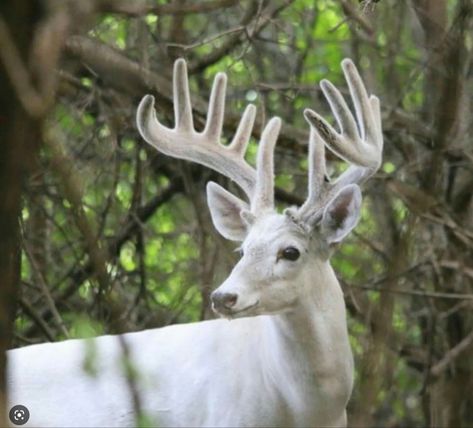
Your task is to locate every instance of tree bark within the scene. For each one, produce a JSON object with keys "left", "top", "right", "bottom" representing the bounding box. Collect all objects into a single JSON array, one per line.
[{"left": 0, "top": 0, "right": 69, "bottom": 423}]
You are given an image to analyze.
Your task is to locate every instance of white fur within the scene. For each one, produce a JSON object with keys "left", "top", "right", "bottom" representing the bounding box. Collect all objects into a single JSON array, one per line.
[{"left": 7, "top": 201, "right": 358, "bottom": 427}]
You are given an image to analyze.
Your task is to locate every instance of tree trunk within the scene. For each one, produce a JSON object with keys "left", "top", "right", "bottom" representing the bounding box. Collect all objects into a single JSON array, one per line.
[{"left": 0, "top": 1, "right": 68, "bottom": 423}]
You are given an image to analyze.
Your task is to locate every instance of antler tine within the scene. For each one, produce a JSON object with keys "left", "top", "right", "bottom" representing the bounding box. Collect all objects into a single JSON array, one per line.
[
  {"left": 203, "top": 70, "right": 227, "bottom": 142},
  {"left": 341, "top": 59, "right": 379, "bottom": 148},
  {"left": 297, "top": 58, "right": 383, "bottom": 222},
  {"left": 251, "top": 117, "right": 281, "bottom": 214},
  {"left": 173, "top": 59, "right": 194, "bottom": 132},
  {"left": 229, "top": 104, "right": 257, "bottom": 156},
  {"left": 298, "top": 125, "right": 327, "bottom": 216}
]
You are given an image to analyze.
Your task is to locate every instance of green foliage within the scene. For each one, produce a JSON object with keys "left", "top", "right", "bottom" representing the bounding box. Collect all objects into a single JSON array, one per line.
[
  {"left": 82, "top": 339, "right": 99, "bottom": 378},
  {"left": 91, "top": 15, "right": 128, "bottom": 49},
  {"left": 68, "top": 315, "right": 105, "bottom": 339}
]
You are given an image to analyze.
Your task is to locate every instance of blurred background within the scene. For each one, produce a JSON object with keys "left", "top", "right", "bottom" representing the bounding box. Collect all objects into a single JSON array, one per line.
[{"left": 1, "top": 0, "right": 472, "bottom": 426}]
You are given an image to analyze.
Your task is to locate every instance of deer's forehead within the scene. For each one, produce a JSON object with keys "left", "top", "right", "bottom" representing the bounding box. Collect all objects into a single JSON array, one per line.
[{"left": 243, "top": 214, "right": 307, "bottom": 250}]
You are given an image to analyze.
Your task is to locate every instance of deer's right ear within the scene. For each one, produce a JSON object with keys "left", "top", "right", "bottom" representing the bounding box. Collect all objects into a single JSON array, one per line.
[{"left": 206, "top": 182, "right": 250, "bottom": 241}]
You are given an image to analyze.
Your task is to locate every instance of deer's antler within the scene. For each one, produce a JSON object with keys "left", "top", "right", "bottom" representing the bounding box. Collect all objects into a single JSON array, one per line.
[
  {"left": 297, "top": 58, "right": 383, "bottom": 223},
  {"left": 136, "top": 59, "right": 279, "bottom": 214}
]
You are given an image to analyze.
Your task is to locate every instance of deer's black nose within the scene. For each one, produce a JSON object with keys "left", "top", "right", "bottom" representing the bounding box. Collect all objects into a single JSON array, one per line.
[{"left": 211, "top": 291, "right": 238, "bottom": 310}]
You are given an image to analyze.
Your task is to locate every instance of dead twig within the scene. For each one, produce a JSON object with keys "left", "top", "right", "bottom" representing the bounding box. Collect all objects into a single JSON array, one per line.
[
  {"left": 21, "top": 235, "right": 69, "bottom": 338},
  {"left": 431, "top": 329, "right": 473, "bottom": 377}
]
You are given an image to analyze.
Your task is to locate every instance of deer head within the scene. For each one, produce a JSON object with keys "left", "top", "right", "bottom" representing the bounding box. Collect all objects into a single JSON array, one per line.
[{"left": 137, "top": 58, "right": 383, "bottom": 319}]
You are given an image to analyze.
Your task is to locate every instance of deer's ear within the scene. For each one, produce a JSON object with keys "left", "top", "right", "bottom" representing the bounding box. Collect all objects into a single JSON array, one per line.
[
  {"left": 206, "top": 182, "right": 250, "bottom": 241},
  {"left": 320, "top": 184, "right": 362, "bottom": 244}
]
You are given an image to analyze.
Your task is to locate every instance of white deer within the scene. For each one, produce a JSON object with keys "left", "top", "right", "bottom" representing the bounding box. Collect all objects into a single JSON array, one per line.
[{"left": 7, "top": 58, "right": 382, "bottom": 427}]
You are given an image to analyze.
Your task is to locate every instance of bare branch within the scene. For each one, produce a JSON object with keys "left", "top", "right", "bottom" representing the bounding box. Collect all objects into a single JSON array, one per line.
[{"left": 95, "top": 0, "right": 240, "bottom": 17}]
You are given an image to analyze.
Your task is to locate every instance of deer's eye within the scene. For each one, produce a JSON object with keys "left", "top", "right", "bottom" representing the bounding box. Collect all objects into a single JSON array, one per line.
[{"left": 281, "top": 246, "right": 300, "bottom": 261}]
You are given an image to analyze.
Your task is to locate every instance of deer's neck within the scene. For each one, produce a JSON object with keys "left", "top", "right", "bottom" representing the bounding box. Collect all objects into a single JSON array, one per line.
[{"left": 261, "top": 261, "right": 353, "bottom": 413}]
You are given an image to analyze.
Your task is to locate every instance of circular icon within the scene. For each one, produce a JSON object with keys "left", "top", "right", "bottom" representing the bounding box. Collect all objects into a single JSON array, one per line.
[{"left": 9, "top": 405, "right": 30, "bottom": 426}]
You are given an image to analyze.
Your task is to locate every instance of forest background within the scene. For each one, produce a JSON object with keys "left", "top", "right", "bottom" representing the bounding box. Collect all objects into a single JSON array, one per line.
[{"left": 1, "top": 0, "right": 473, "bottom": 426}]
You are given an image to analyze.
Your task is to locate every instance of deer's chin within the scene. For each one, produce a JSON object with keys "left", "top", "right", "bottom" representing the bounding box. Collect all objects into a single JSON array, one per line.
[{"left": 213, "top": 300, "right": 260, "bottom": 319}]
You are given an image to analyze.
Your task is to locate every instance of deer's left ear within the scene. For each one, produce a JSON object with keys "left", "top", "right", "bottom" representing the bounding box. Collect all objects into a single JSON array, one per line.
[
  {"left": 206, "top": 182, "right": 251, "bottom": 241},
  {"left": 320, "top": 184, "right": 362, "bottom": 244}
]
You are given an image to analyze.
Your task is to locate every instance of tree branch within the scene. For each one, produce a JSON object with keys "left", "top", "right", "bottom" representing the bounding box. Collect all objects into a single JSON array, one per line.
[{"left": 94, "top": 0, "right": 240, "bottom": 17}]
